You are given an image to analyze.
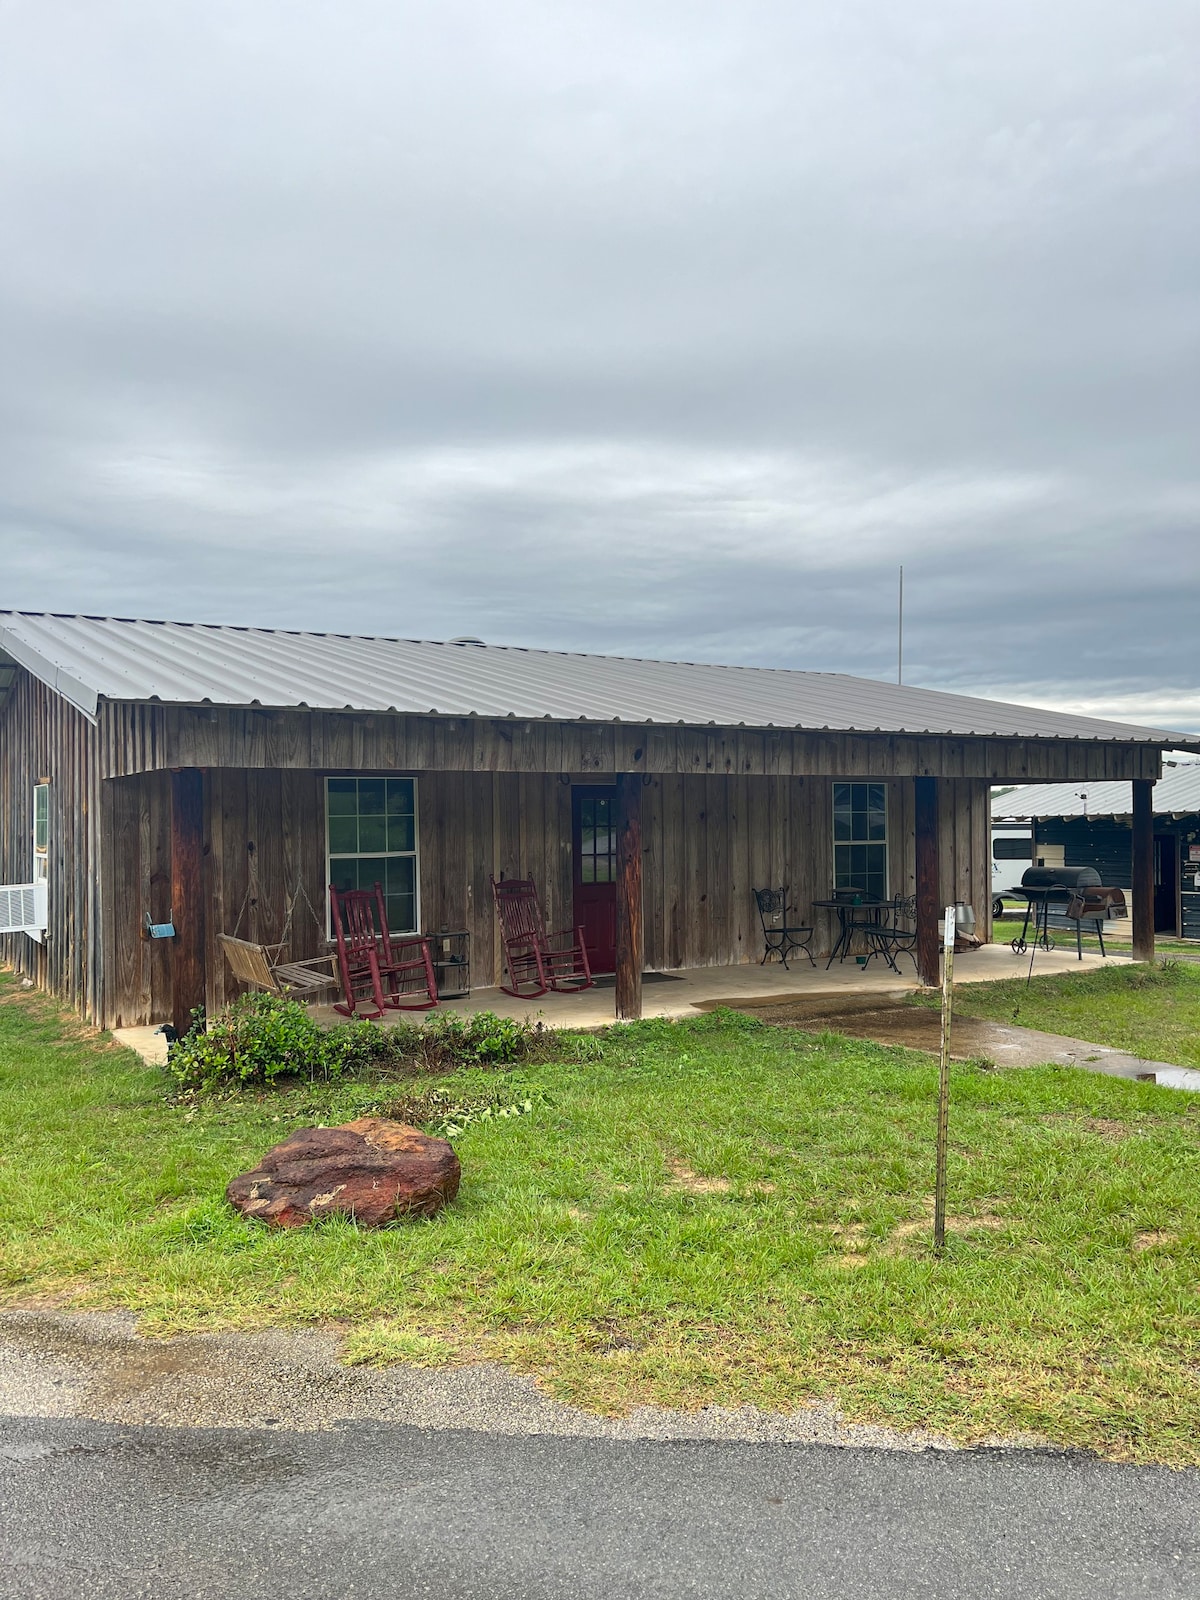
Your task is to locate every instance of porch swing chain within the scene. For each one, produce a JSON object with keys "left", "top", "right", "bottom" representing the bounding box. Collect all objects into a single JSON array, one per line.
[{"left": 229, "top": 860, "right": 325, "bottom": 953}]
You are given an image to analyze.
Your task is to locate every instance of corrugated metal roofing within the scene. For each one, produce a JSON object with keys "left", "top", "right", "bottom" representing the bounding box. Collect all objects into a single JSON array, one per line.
[
  {"left": 993, "top": 766, "right": 1200, "bottom": 819},
  {"left": 0, "top": 610, "right": 1194, "bottom": 745}
]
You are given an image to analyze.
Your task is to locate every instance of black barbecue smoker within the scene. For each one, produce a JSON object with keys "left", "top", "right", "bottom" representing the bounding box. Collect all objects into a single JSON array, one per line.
[{"left": 1009, "top": 865, "right": 1128, "bottom": 960}]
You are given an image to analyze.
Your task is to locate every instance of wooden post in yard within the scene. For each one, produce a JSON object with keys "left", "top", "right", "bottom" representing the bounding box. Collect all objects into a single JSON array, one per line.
[
  {"left": 615, "top": 772, "right": 644, "bottom": 1021},
  {"left": 914, "top": 776, "right": 940, "bottom": 987},
  {"left": 170, "top": 768, "right": 207, "bottom": 1037},
  {"left": 933, "top": 905, "right": 956, "bottom": 1253},
  {"left": 1131, "top": 778, "right": 1155, "bottom": 964}
]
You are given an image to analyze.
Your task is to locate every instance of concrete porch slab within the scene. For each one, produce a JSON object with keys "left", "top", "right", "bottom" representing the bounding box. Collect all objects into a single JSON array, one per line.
[{"left": 113, "top": 941, "right": 1127, "bottom": 1067}]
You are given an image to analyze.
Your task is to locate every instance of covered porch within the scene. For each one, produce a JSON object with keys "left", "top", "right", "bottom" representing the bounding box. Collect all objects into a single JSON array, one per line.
[{"left": 116, "top": 939, "right": 1124, "bottom": 1064}]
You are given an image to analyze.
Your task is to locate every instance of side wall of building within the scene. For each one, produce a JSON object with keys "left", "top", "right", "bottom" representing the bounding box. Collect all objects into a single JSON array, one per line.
[
  {"left": 101, "top": 767, "right": 991, "bottom": 1027},
  {"left": 0, "top": 671, "right": 104, "bottom": 1018}
]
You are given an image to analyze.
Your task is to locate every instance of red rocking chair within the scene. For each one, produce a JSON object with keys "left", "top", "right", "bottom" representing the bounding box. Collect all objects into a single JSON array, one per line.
[
  {"left": 329, "top": 883, "right": 439, "bottom": 1019},
  {"left": 490, "top": 876, "right": 593, "bottom": 999}
]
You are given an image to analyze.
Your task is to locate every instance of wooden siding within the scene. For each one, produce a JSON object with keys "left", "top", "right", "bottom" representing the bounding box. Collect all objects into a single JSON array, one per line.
[
  {"left": 101, "top": 767, "right": 993, "bottom": 1027},
  {"left": 0, "top": 672, "right": 105, "bottom": 1019},
  {"left": 97, "top": 703, "right": 1164, "bottom": 785},
  {"left": 0, "top": 658, "right": 1147, "bottom": 1026}
]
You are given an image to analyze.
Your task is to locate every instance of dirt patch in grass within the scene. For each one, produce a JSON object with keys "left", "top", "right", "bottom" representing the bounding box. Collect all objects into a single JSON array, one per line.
[
  {"left": 1041, "top": 1114, "right": 1141, "bottom": 1141},
  {"left": 1133, "top": 1230, "right": 1178, "bottom": 1252},
  {"left": 831, "top": 1202, "right": 1007, "bottom": 1265},
  {"left": 662, "top": 1158, "right": 776, "bottom": 1196},
  {"left": 664, "top": 1159, "right": 734, "bottom": 1194}
]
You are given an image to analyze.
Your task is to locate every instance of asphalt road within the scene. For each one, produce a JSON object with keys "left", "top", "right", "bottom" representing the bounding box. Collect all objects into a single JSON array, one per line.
[{"left": 3, "top": 1416, "right": 1198, "bottom": 1600}]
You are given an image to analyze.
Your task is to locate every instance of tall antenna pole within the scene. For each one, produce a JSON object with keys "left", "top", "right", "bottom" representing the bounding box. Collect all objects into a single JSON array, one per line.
[{"left": 897, "top": 565, "right": 904, "bottom": 685}]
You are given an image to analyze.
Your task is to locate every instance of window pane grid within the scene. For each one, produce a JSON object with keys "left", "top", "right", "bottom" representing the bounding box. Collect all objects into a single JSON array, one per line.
[
  {"left": 326, "top": 777, "right": 418, "bottom": 934},
  {"left": 832, "top": 782, "right": 888, "bottom": 899},
  {"left": 577, "top": 795, "right": 616, "bottom": 884}
]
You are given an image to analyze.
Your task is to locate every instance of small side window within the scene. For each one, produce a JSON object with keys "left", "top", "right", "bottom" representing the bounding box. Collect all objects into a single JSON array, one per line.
[{"left": 33, "top": 783, "right": 49, "bottom": 883}]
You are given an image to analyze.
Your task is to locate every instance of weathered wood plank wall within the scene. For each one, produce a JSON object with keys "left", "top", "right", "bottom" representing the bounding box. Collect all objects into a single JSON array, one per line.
[
  {"left": 98, "top": 704, "right": 1163, "bottom": 785},
  {"left": 0, "top": 672, "right": 105, "bottom": 1019},
  {"left": 0, "top": 658, "right": 1125, "bottom": 1025},
  {"left": 100, "top": 767, "right": 992, "bottom": 1027}
]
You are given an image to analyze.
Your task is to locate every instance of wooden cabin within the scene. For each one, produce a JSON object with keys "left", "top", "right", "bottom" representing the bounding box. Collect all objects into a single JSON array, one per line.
[{"left": 0, "top": 612, "right": 1192, "bottom": 1031}]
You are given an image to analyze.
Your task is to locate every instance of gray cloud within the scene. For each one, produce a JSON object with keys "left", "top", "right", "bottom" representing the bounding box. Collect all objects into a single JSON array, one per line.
[{"left": 1, "top": 0, "right": 1197, "bottom": 727}]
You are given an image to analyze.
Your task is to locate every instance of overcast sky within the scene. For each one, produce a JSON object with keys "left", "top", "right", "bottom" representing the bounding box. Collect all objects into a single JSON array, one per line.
[{"left": 2, "top": 1, "right": 1198, "bottom": 728}]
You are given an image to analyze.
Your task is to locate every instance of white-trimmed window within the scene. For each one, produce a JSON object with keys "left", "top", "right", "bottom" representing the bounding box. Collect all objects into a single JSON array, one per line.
[
  {"left": 32, "top": 783, "right": 49, "bottom": 883},
  {"left": 325, "top": 776, "right": 419, "bottom": 934},
  {"left": 832, "top": 782, "right": 888, "bottom": 901}
]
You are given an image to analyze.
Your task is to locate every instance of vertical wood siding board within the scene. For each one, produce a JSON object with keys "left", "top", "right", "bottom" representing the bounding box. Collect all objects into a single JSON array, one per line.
[
  {"left": 113, "top": 778, "right": 149, "bottom": 1025},
  {"left": 221, "top": 770, "right": 251, "bottom": 988},
  {"left": 690, "top": 774, "right": 711, "bottom": 967},
  {"left": 661, "top": 773, "right": 681, "bottom": 969},
  {"left": 496, "top": 773, "right": 522, "bottom": 883},
  {"left": 278, "top": 767, "right": 302, "bottom": 955},
  {"left": 533, "top": 775, "right": 552, "bottom": 927},
  {"left": 642, "top": 775, "right": 663, "bottom": 969},
  {"left": 169, "top": 769, "right": 207, "bottom": 1036},
  {"left": 449, "top": 770, "right": 472, "bottom": 934},
  {"left": 643, "top": 728, "right": 669, "bottom": 775},
  {"left": 554, "top": 775, "right": 573, "bottom": 945},
  {"left": 974, "top": 780, "right": 992, "bottom": 942},
  {"left": 954, "top": 781, "right": 970, "bottom": 904},
  {"left": 203, "top": 768, "right": 225, "bottom": 1015},
  {"left": 489, "top": 772, "right": 503, "bottom": 983},
  {"left": 461, "top": 774, "right": 489, "bottom": 985},
  {"left": 89, "top": 725, "right": 103, "bottom": 1019},
  {"left": 735, "top": 772, "right": 753, "bottom": 961},
  {"left": 149, "top": 772, "right": 173, "bottom": 1022},
  {"left": 263, "top": 768, "right": 287, "bottom": 943},
  {"left": 709, "top": 775, "right": 732, "bottom": 962},
  {"left": 417, "top": 772, "right": 440, "bottom": 938},
  {"left": 473, "top": 719, "right": 497, "bottom": 772}
]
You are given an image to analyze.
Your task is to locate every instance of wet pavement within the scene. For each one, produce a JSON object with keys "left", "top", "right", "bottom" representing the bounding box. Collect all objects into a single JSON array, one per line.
[
  {"left": 734, "top": 995, "right": 1200, "bottom": 1089},
  {"left": 4, "top": 1412, "right": 1200, "bottom": 1600}
]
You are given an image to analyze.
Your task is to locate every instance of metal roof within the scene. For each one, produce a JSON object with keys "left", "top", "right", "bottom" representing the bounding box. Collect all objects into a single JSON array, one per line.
[
  {"left": 993, "top": 765, "right": 1200, "bottom": 820},
  {"left": 0, "top": 610, "right": 1194, "bottom": 746}
]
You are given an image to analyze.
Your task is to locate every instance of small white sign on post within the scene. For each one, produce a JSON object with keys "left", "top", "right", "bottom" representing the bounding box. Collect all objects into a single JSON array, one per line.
[{"left": 934, "top": 904, "right": 956, "bottom": 1251}]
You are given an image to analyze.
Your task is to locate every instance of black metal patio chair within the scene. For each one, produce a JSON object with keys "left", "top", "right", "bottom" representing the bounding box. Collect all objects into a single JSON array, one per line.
[
  {"left": 860, "top": 894, "right": 919, "bottom": 973},
  {"left": 753, "top": 887, "right": 815, "bottom": 970}
]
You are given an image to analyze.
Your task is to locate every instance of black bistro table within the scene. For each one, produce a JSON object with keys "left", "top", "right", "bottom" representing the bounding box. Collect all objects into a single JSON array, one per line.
[{"left": 812, "top": 896, "right": 890, "bottom": 969}]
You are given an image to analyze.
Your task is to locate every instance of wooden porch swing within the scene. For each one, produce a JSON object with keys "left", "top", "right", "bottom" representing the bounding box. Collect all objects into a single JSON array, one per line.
[{"left": 217, "top": 861, "right": 338, "bottom": 1002}]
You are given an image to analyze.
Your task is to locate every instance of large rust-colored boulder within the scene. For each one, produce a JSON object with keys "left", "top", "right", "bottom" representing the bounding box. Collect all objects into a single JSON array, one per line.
[{"left": 226, "top": 1117, "right": 460, "bottom": 1228}]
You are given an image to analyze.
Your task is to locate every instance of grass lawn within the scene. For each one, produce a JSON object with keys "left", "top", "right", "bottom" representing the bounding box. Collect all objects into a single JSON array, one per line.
[
  {"left": 2, "top": 973, "right": 1199, "bottom": 1464},
  {"left": 934, "top": 959, "right": 1200, "bottom": 1071}
]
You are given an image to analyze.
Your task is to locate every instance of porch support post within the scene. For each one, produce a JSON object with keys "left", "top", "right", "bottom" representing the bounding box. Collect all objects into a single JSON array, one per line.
[
  {"left": 914, "top": 776, "right": 940, "bottom": 987},
  {"left": 615, "top": 772, "right": 644, "bottom": 1021},
  {"left": 170, "top": 767, "right": 207, "bottom": 1036},
  {"left": 1131, "top": 778, "right": 1155, "bottom": 964}
]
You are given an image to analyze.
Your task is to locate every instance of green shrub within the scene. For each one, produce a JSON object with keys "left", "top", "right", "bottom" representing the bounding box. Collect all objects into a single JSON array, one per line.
[
  {"left": 167, "top": 992, "right": 359, "bottom": 1091},
  {"left": 166, "top": 997, "right": 543, "bottom": 1092},
  {"left": 422, "top": 1009, "right": 533, "bottom": 1064}
]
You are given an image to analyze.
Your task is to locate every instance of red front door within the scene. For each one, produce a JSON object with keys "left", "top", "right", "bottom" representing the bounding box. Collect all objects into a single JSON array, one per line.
[{"left": 573, "top": 786, "right": 617, "bottom": 974}]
